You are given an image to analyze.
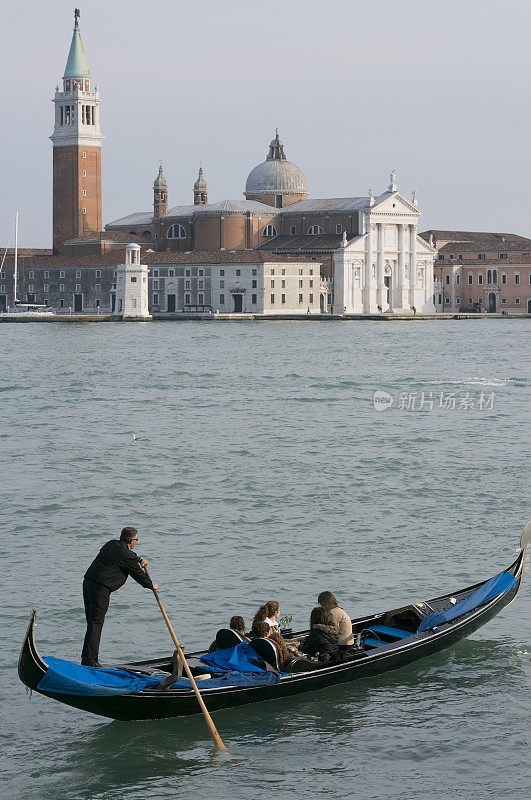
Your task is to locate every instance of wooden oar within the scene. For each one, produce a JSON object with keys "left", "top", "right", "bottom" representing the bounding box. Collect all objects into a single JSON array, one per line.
[{"left": 144, "top": 566, "right": 228, "bottom": 752}]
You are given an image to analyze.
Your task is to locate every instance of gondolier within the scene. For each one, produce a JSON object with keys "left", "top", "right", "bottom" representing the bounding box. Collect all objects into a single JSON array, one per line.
[{"left": 81, "top": 527, "right": 157, "bottom": 666}]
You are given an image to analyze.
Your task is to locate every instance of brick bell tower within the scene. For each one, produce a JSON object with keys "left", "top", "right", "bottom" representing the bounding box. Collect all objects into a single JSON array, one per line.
[{"left": 51, "top": 10, "right": 103, "bottom": 252}]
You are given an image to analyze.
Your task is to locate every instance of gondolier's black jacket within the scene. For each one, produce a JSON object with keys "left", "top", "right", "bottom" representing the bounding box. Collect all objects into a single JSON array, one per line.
[{"left": 84, "top": 540, "right": 153, "bottom": 592}]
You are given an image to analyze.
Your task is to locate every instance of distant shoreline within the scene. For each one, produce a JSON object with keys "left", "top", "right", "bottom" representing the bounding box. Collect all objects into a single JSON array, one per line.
[{"left": 1, "top": 312, "right": 529, "bottom": 323}]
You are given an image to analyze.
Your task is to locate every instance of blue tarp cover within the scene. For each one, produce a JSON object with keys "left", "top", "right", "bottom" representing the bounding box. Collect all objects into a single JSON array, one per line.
[
  {"left": 417, "top": 570, "right": 515, "bottom": 632},
  {"left": 200, "top": 642, "right": 273, "bottom": 673},
  {"left": 38, "top": 653, "right": 279, "bottom": 696}
]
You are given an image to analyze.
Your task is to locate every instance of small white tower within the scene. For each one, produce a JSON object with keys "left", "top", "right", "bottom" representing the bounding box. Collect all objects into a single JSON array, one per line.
[{"left": 115, "top": 244, "right": 151, "bottom": 320}]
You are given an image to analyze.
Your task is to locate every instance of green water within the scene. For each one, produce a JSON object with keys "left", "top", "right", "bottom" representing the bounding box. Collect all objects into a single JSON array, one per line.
[{"left": 1, "top": 319, "right": 530, "bottom": 799}]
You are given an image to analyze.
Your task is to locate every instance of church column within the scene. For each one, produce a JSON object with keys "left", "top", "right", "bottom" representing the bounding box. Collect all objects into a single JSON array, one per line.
[
  {"left": 395, "top": 224, "right": 408, "bottom": 309},
  {"left": 408, "top": 224, "right": 417, "bottom": 307},
  {"left": 362, "top": 221, "right": 373, "bottom": 313},
  {"left": 376, "top": 223, "right": 385, "bottom": 309}
]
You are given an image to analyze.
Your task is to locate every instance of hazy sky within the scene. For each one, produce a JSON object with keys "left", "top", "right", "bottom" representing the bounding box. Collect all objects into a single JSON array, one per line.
[{"left": 2, "top": 0, "right": 530, "bottom": 247}]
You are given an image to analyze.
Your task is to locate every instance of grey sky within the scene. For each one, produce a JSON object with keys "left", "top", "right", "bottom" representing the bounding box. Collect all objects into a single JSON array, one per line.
[{"left": 2, "top": 0, "right": 530, "bottom": 247}]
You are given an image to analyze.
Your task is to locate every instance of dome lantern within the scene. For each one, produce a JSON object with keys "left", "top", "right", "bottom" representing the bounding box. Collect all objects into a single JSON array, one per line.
[{"left": 244, "top": 131, "right": 308, "bottom": 208}]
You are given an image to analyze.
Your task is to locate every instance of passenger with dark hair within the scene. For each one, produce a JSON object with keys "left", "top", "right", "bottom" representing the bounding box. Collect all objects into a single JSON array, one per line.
[
  {"left": 299, "top": 606, "right": 340, "bottom": 662},
  {"left": 318, "top": 591, "right": 355, "bottom": 649},
  {"left": 250, "top": 620, "right": 270, "bottom": 639},
  {"left": 81, "top": 527, "right": 156, "bottom": 667},
  {"left": 253, "top": 600, "right": 280, "bottom": 632},
  {"left": 229, "top": 615, "right": 250, "bottom": 641}
]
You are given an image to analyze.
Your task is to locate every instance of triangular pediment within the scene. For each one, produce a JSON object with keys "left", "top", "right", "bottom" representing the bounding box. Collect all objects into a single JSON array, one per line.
[{"left": 371, "top": 191, "right": 420, "bottom": 215}]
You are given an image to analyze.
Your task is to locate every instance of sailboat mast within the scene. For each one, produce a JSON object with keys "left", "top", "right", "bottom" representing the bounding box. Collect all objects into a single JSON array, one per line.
[{"left": 14, "top": 211, "right": 18, "bottom": 304}]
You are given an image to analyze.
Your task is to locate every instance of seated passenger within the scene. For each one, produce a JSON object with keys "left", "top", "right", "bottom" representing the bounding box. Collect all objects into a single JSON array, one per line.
[
  {"left": 252, "top": 601, "right": 280, "bottom": 632},
  {"left": 250, "top": 621, "right": 290, "bottom": 668},
  {"left": 299, "top": 606, "right": 340, "bottom": 662},
  {"left": 229, "top": 615, "right": 250, "bottom": 641},
  {"left": 318, "top": 591, "right": 355, "bottom": 650}
]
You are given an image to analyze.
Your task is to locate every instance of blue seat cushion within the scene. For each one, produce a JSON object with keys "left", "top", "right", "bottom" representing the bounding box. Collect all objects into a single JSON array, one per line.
[
  {"left": 367, "top": 624, "right": 412, "bottom": 640},
  {"left": 364, "top": 637, "right": 387, "bottom": 648}
]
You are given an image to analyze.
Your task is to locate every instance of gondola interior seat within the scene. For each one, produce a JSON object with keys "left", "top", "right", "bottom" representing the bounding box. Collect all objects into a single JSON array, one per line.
[
  {"left": 215, "top": 628, "right": 245, "bottom": 650},
  {"left": 249, "top": 637, "right": 281, "bottom": 671}
]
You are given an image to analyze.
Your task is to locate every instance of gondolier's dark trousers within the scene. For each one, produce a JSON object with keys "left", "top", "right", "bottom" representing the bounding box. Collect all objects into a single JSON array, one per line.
[{"left": 81, "top": 578, "right": 111, "bottom": 666}]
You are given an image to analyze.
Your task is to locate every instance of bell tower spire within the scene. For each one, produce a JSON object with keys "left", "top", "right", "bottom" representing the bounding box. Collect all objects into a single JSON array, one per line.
[
  {"left": 51, "top": 10, "right": 103, "bottom": 252},
  {"left": 194, "top": 166, "right": 208, "bottom": 205},
  {"left": 153, "top": 163, "right": 168, "bottom": 218}
]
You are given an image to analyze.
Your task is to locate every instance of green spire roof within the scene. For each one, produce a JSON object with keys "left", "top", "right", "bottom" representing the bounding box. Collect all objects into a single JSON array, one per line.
[{"left": 64, "top": 16, "right": 90, "bottom": 78}]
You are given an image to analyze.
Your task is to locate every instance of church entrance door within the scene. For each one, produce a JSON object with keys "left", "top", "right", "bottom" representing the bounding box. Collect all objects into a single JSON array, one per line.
[
  {"left": 233, "top": 294, "right": 243, "bottom": 313},
  {"left": 488, "top": 292, "right": 496, "bottom": 313}
]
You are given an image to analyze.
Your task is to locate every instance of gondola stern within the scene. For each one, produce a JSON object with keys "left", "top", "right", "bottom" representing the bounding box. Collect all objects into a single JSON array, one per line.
[{"left": 18, "top": 608, "right": 49, "bottom": 691}]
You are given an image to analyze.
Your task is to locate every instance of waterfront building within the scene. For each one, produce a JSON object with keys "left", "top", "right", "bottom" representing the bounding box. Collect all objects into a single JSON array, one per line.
[
  {"left": 1, "top": 11, "right": 438, "bottom": 316},
  {"left": 422, "top": 230, "right": 531, "bottom": 314}
]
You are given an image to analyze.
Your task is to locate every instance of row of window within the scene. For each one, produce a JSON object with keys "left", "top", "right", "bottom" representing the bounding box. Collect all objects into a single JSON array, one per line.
[
  {"left": 166, "top": 223, "right": 340, "bottom": 240},
  {"left": 444, "top": 297, "right": 522, "bottom": 305},
  {"left": 439, "top": 253, "right": 511, "bottom": 260},
  {"left": 270, "top": 279, "right": 314, "bottom": 288},
  {"left": 269, "top": 294, "right": 315, "bottom": 304},
  {"left": 445, "top": 272, "right": 525, "bottom": 285},
  {"left": 270, "top": 268, "right": 313, "bottom": 276}
]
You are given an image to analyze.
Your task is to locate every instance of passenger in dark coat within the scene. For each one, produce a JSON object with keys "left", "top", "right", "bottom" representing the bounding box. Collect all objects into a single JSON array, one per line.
[
  {"left": 81, "top": 527, "right": 157, "bottom": 666},
  {"left": 299, "top": 607, "right": 340, "bottom": 662}
]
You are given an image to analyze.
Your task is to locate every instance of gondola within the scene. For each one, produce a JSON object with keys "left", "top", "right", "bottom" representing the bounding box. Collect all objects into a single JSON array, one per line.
[{"left": 18, "top": 524, "right": 530, "bottom": 722}]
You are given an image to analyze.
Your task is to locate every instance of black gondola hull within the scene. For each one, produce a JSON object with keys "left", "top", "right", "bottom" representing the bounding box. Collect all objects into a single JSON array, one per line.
[{"left": 18, "top": 548, "right": 526, "bottom": 721}]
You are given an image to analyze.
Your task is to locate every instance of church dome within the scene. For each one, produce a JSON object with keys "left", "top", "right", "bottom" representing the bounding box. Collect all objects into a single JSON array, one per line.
[{"left": 245, "top": 131, "right": 307, "bottom": 198}]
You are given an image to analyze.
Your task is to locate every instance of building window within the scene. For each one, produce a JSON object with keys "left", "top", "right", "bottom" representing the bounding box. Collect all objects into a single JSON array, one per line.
[
  {"left": 275, "top": 195, "right": 283, "bottom": 208},
  {"left": 281, "top": 293, "right": 286, "bottom": 303},
  {"left": 252, "top": 268, "right": 257, "bottom": 276},
  {"left": 169, "top": 269, "right": 174, "bottom": 277},
  {"left": 528, "top": 273, "right": 531, "bottom": 284},
  {"left": 153, "top": 293, "right": 159, "bottom": 304},
  {"left": 299, "top": 268, "right": 303, "bottom": 275},
  {"left": 82, "top": 151, "right": 86, "bottom": 158},
  {"left": 450, "top": 254, "right": 454, "bottom": 259},
  {"left": 198, "top": 280, "right": 204, "bottom": 289},
  {"left": 0, "top": 285, "right": 4, "bottom": 292},
  {"left": 166, "top": 224, "right": 186, "bottom": 239},
  {"left": 270, "top": 294, "right": 275, "bottom": 304},
  {"left": 299, "top": 279, "right": 303, "bottom": 288},
  {"left": 307, "top": 225, "right": 324, "bottom": 235},
  {"left": 468, "top": 298, "right": 472, "bottom": 304},
  {"left": 83, "top": 170, "right": 87, "bottom": 177},
  {"left": 198, "top": 293, "right": 204, "bottom": 304},
  {"left": 130, "top": 277, "right": 137, "bottom": 283},
  {"left": 336, "top": 224, "right": 342, "bottom": 234},
  {"left": 83, "top": 208, "right": 86, "bottom": 214},
  {"left": 501, "top": 273, "right": 507, "bottom": 284},
  {"left": 198, "top": 269, "right": 204, "bottom": 276},
  {"left": 445, "top": 275, "right": 450, "bottom": 284},
  {"left": 44, "top": 270, "right": 49, "bottom": 278},
  {"left": 184, "top": 269, "right": 190, "bottom": 277},
  {"left": 252, "top": 280, "right": 257, "bottom": 288},
  {"left": 299, "top": 293, "right": 303, "bottom": 303},
  {"left": 252, "top": 294, "right": 257, "bottom": 304},
  {"left": 75, "top": 284, "right": 81, "bottom": 292},
  {"left": 96, "top": 299, "right": 100, "bottom": 307},
  {"left": 290, "top": 226, "right": 297, "bottom": 235},
  {"left": 185, "top": 280, "right": 190, "bottom": 289},
  {"left": 220, "top": 281, "right": 225, "bottom": 289},
  {"left": 271, "top": 280, "right": 275, "bottom": 288},
  {"left": 500, "top": 253, "right": 508, "bottom": 259},
  {"left": 458, "top": 255, "right": 463, "bottom": 260},
  {"left": 456, "top": 298, "right": 460, "bottom": 304},
  {"left": 29, "top": 270, "right": 34, "bottom": 278},
  {"left": 478, "top": 253, "right": 485, "bottom": 259},
  {"left": 263, "top": 225, "right": 277, "bottom": 237},
  {"left": 309, "top": 293, "right": 314, "bottom": 303},
  {"left": 438, "top": 254, "right": 444, "bottom": 260},
  {"left": 76, "top": 270, "right": 81, "bottom": 278},
  {"left": 456, "top": 275, "right": 460, "bottom": 285},
  {"left": 478, "top": 274, "right": 483, "bottom": 285},
  {"left": 515, "top": 273, "right": 520, "bottom": 284},
  {"left": 219, "top": 294, "right": 225, "bottom": 304},
  {"left": 236, "top": 269, "right": 241, "bottom": 276},
  {"left": 220, "top": 269, "right": 225, "bottom": 276},
  {"left": 501, "top": 298, "right": 507, "bottom": 304},
  {"left": 467, "top": 273, "right": 473, "bottom": 285},
  {"left": 82, "top": 190, "right": 87, "bottom": 197},
  {"left": 60, "top": 299, "right": 64, "bottom": 309},
  {"left": 281, "top": 280, "right": 286, "bottom": 288},
  {"left": 95, "top": 284, "right": 100, "bottom": 291},
  {"left": 270, "top": 269, "right": 275, "bottom": 275},
  {"left": 515, "top": 298, "right": 520, "bottom": 304},
  {"left": 309, "top": 268, "right": 313, "bottom": 275},
  {"left": 95, "top": 270, "right": 101, "bottom": 278},
  {"left": 59, "top": 284, "right": 65, "bottom": 292}
]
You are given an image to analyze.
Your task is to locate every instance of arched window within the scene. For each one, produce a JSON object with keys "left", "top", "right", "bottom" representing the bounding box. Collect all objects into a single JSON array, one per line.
[
  {"left": 487, "top": 270, "right": 492, "bottom": 284},
  {"left": 167, "top": 224, "right": 186, "bottom": 239},
  {"left": 262, "top": 225, "right": 277, "bottom": 237},
  {"left": 307, "top": 225, "right": 324, "bottom": 235},
  {"left": 492, "top": 270, "right": 497, "bottom": 284}
]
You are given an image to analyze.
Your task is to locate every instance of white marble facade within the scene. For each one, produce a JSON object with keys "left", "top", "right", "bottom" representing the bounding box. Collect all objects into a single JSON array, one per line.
[{"left": 333, "top": 185, "right": 436, "bottom": 314}]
